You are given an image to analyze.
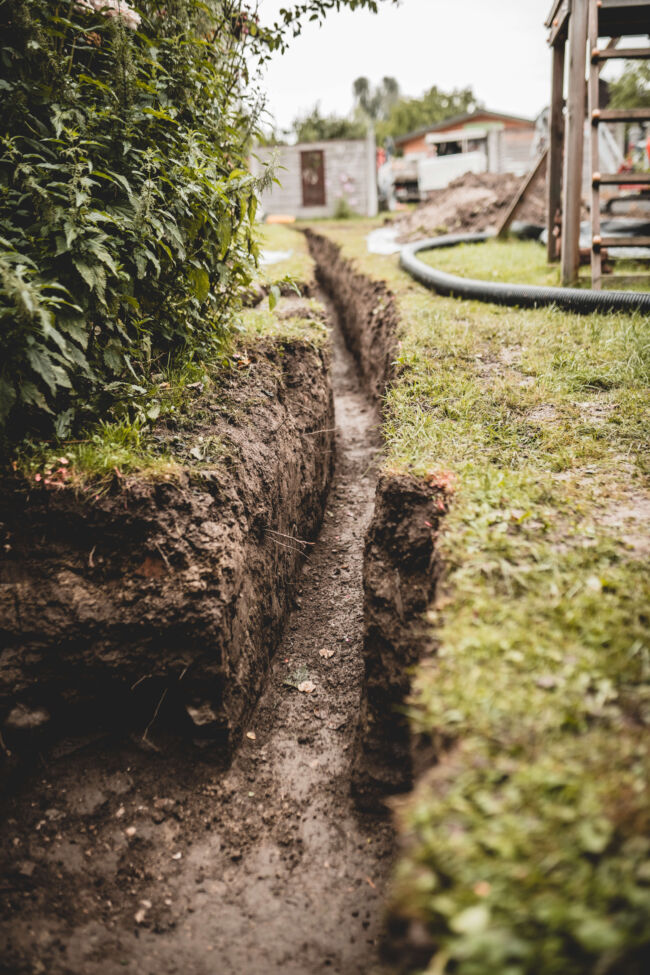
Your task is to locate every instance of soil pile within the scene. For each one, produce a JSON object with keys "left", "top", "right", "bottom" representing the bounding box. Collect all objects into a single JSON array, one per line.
[{"left": 395, "top": 170, "right": 547, "bottom": 241}]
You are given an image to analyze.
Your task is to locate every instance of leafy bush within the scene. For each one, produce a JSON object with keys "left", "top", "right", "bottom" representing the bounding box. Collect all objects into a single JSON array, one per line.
[
  {"left": 333, "top": 195, "right": 357, "bottom": 219},
  {"left": 0, "top": 0, "right": 396, "bottom": 444},
  {"left": 0, "top": 0, "right": 265, "bottom": 440}
]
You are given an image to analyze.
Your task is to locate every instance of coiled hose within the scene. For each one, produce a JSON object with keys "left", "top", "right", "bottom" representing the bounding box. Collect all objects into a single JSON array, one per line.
[{"left": 400, "top": 232, "right": 650, "bottom": 314}]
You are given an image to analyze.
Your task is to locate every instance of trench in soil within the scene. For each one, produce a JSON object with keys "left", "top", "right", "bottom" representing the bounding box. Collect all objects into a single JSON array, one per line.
[{"left": 0, "top": 297, "right": 398, "bottom": 975}]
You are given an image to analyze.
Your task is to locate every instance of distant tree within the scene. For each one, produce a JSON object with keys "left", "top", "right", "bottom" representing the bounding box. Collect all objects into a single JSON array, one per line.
[
  {"left": 353, "top": 76, "right": 401, "bottom": 122},
  {"left": 376, "top": 85, "right": 483, "bottom": 143},
  {"left": 293, "top": 105, "right": 367, "bottom": 142},
  {"left": 609, "top": 61, "right": 650, "bottom": 109}
]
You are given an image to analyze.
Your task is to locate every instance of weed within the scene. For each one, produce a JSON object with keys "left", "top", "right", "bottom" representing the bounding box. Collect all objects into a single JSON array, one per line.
[{"left": 283, "top": 665, "right": 309, "bottom": 689}]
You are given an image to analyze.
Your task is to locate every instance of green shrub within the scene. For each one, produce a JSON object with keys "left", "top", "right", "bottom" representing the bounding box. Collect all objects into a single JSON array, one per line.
[
  {"left": 0, "top": 0, "right": 263, "bottom": 440},
  {"left": 333, "top": 195, "right": 357, "bottom": 219}
]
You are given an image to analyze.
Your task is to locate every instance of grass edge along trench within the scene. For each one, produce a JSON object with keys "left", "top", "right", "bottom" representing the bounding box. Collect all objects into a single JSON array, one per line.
[{"left": 311, "top": 223, "right": 650, "bottom": 975}]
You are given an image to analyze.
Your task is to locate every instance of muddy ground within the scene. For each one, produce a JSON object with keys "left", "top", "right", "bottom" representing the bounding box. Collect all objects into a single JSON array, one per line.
[
  {"left": 306, "top": 231, "right": 445, "bottom": 806},
  {"left": 0, "top": 303, "right": 396, "bottom": 975}
]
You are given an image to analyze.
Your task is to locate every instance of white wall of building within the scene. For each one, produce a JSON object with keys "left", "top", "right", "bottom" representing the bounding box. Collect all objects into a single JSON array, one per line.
[{"left": 252, "top": 133, "right": 378, "bottom": 219}]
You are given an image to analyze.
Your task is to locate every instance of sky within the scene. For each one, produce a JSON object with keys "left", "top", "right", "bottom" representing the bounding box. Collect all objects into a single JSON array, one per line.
[{"left": 256, "top": 0, "right": 554, "bottom": 134}]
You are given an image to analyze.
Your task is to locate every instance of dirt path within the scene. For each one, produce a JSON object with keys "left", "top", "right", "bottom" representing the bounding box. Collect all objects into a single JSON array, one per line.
[{"left": 0, "top": 306, "right": 394, "bottom": 975}]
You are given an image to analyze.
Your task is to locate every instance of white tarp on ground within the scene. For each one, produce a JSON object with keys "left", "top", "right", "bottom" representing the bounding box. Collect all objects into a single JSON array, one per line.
[
  {"left": 366, "top": 226, "right": 401, "bottom": 255},
  {"left": 260, "top": 249, "right": 293, "bottom": 265}
]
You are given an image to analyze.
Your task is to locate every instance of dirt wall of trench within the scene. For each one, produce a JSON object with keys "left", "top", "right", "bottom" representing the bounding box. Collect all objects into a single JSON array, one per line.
[
  {"left": 306, "top": 230, "right": 444, "bottom": 801},
  {"left": 305, "top": 229, "right": 398, "bottom": 405},
  {"left": 0, "top": 339, "right": 334, "bottom": 765}
]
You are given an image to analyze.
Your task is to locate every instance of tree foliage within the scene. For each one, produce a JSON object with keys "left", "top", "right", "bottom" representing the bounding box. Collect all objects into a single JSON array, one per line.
[
  {"left": 0, "top": 0, "right": 268, "bottom": 439},
  {"left": 293, "top": 104, "right": 366, "bottom": 142},
  {"left": 609, "top": 60, "right": 650, "bottom": 110},
  {"left": 353, "top": 75, "right": 400, "bottom": 122},
  {"left": 377, "top": 84, "right": 483, "bottom": 144}
]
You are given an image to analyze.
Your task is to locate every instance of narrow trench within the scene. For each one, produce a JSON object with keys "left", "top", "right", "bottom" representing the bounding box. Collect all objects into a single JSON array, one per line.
[
  {"left": 177, "top": 296, "right": 394, "bottom": 974},
  {"left": 0, "top": 301, "right": 395, "bottom": 975}
]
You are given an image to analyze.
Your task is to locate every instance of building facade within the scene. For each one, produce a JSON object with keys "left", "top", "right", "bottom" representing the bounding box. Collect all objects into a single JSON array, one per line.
[{"left": 252, "top": 132, "right": 378, "bottom": 219}]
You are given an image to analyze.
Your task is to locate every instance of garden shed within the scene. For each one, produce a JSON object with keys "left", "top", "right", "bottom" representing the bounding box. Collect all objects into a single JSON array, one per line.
[{"left": 252, "top": 132, "right": 378, "bottom": 219}]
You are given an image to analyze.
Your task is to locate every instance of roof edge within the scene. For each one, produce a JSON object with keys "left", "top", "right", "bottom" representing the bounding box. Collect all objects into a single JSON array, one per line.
[{"left": 394, "top": 110, "right": 535, "bottom": 146}]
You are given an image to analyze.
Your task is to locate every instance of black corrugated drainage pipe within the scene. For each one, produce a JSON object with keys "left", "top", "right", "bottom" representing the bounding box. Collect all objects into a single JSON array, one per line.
[{"left": 400, "top": 232, "right": 650, "bottom": 314}]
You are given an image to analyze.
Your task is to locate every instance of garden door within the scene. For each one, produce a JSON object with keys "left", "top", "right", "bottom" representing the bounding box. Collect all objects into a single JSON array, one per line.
[{"left": 301, "top": 150, "right": 326, "bottom": 206}]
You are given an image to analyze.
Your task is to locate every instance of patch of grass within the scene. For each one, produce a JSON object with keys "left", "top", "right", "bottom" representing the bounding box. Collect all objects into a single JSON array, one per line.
[
  {"left": 419, "top": 237, "right": 650, "bottom": 291},
  {"left": 14, "top": 420, "right": 179, "bottom": 490},
  {"left": 256, "top": 222, "right": 315, "bottom": 287},
  {"left": 315, "top": 221, "right": 650, "bottom": 974},
  {"left": 422, "top": 238, "right": 563, "bottom": 287},
  {"left": 239, "top": 296, "right": 328, "bottom": 347}
]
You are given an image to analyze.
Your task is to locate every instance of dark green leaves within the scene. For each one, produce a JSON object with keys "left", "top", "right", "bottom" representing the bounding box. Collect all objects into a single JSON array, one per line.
[{"left": 0, "top": 0, "right": 262, "bottom": 440}]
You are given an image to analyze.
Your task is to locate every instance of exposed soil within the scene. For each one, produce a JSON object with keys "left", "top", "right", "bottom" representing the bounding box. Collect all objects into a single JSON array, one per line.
[
  {"left": 306, "top": 231, "right": 446, "bottom": 803},
  {"left": 305, "top": 230, "right": 398, "bottom": 406},
  {"left": 0, "top": 303, "right": 397, "bottom": 974},
  {"left": 0, "top": 229, "right": 449, "bottom": 973},
  {"left": 353, "top": 475, "right": 445, "bottom": 803},
  {"left": 394, "top": 170, "right": 548, "bottom": 241},
  {"left": 0, "top": 340, "right": 333, "bottom": 764}
]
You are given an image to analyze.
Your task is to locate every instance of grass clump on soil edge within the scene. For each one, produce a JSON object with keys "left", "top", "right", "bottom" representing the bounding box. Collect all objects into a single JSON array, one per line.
[
  {"left": 313, "top": 221, "right": 650, "bottom": 975},
  {"left": 10, "top": 226, "right": 325, "bottom": 491}
]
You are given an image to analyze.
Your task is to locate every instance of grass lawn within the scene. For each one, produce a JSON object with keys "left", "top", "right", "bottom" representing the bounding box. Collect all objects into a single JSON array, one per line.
[
  {"left": 307, "top": 220, "right": 650, "bottom": 975},
  {"left": 419, "top": 236, "right": 650, "bottom": 291}
]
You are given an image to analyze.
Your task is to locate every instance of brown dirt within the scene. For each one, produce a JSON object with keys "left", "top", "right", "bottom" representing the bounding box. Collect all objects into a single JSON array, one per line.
[
  {"left": 394, "top": 170, "right": 548, "bottom": 241},
  {"left": 353, "top": 475, "right": 445, "bottom": 803},
  {"left": 0, "top": 232, "right": 449, "bottom": 974},
  {"left": 0, "top": 340, "right": 333, "bottom": 766},
  {"left": 306, "top": 231, "right": 446, "bottom": 804},
  {"left": 0, "top": 304, "right": 398, "bottom": 974},
  {"left": 305, "top": 230, "right": 399, "bottom": 405}
]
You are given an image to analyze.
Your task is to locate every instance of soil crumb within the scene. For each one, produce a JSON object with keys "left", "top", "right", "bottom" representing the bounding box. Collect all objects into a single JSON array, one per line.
[
  {"left": 395, "top": 169, "right": 548, "bottom": 241},
  {"left": 0, "top": 305, "right": 393, "bottom": 975}
]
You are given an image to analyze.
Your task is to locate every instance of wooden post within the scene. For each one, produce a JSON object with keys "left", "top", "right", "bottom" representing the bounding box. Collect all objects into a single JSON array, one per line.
[
  {"left": 547, "top": 39, "right": 566, "bottom": 262},
  {"left": 561, "top": 0, "right": 589, "bottom": 285},
  {"left": 588, "top": 0, "right": 602, "bottom": 287},
  {"left": 498, "top": 149, "right": 548, "bottom": 237}
]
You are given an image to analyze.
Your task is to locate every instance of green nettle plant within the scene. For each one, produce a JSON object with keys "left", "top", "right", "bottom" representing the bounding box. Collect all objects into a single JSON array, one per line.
[
  {"left": 0, "top": 0, "right": 393, "bottom": 443},
  {"left": 0, "top": 0, "right": 269, "bottom": 440}
]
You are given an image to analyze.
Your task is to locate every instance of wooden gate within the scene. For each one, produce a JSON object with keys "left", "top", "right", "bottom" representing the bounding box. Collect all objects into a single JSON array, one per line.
[{"left": 301, "top": 150, "right": 326, "bottom": 207}]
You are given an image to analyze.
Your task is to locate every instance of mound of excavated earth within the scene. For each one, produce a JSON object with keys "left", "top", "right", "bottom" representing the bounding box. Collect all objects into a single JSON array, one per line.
[{"left": 395, "top": 169, "right": 547, "bottom": 241}]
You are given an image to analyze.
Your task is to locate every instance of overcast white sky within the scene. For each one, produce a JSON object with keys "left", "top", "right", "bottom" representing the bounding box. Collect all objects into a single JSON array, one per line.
[{"left": 256, "top": 0, "right": 554, "bottom": 134}]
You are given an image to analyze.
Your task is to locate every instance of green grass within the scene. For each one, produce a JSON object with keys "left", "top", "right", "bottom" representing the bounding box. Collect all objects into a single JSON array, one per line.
[
  {"left": 11, "top": 225, "right": 324, "bottom": 488},
  {"left": 314, "top": 220, "right": 650, "bottom": 975},
  {"left": 256, "top": 222, "right": 315, "bottom": 286},
  {"left": 419, "top": 237, "right": 650, "bottom": 291}
]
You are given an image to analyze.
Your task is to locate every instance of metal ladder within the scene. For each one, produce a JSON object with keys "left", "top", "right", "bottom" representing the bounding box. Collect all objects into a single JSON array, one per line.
[{"left": 588, "top": 0, "right": 650, "bottom": 288}]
